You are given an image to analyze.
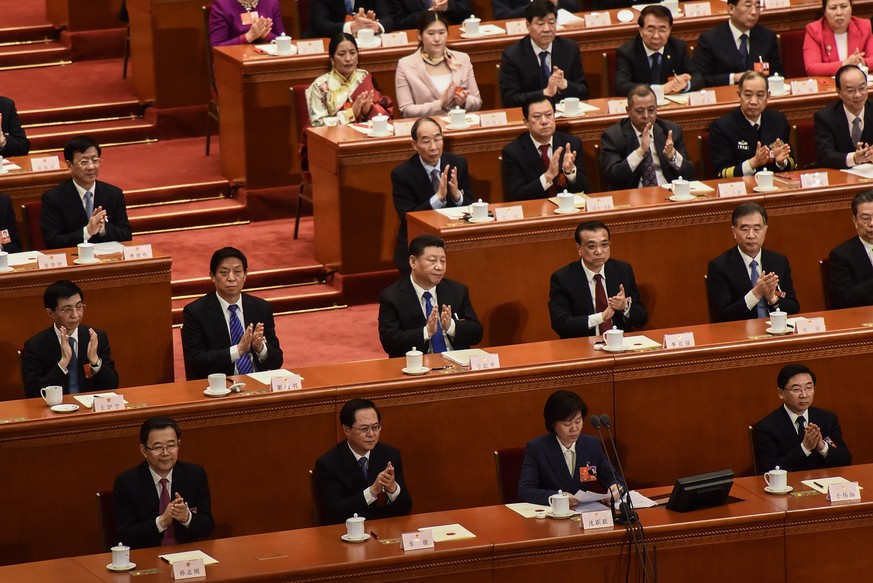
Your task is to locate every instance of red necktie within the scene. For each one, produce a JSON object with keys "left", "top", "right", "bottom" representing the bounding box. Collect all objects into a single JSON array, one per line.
[
  {"left": 159, "top": 478, "right": 176, "bottom": 546},
  {"left": 594, "top": 273, "right": 612, "bottom": 334}
]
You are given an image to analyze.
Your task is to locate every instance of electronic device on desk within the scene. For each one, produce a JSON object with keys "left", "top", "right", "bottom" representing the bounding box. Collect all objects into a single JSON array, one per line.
[{"left": 666, "top": 469, "right": 734, "bottom": 513}]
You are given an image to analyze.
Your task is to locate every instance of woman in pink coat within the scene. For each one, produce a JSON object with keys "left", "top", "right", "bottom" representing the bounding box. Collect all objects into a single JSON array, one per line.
[{"left": 803, "top": 0, "right": 873, "bottom": 75}]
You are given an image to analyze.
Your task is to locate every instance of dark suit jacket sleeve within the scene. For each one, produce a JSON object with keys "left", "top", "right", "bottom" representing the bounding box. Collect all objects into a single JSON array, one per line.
[
  {"left": 378, "top": 282, "right": 428, "bottom": 358},
  {"left": 772, "top": 252, "right": 800, "bottom": 314},
  {"left": 177, "top": 464, "right": 215, "bottom": 541},
  {"left": 754, "top": 409, "right": 851, "bottom": 473},
  {"left": 693, "top": 29, "right": 730, "bottom": 87},
  {"left": 614, "top": 42, "right": 637, "bottom": 97},
  {"left": 708, "top": 115, "right": 745, "bottom": 179},
  {"left": 706, "top": 252, "right": 753, "bottom": 322},
  {"left": 95, "top": 184, "right": 132, "bottom": 244},
  {"left": 670, "top": 124, "right": 696, "bottom": 179},
  {"left": 22, "top": 332, "right": 65, "bottom": 398},
  {"left": 560, "top": 39, "right": 589, "bottom": 101},
  {"left": 41, "top": 184, "right": 83, "bottom": 249},
  {"left": 502, "top": 138, "right": 547, "bottom": 201},
  {"left": 518, "top": 435, "right": 618, "bottom": 505},
  {"left": 113, "top": 470, "right": 163, "bottom": 549},
  {"left": 500, "top": 42, "right": 541, "bottom": 109},
  {"left": 814, "top": 105, "right": 850, "bottom": 169},
  {"left": 181, "top": 297, "right": 234, "bottom": 380},
  {"left": 92, "top": 329, "right": 120, "bottom": 390},
  {"left": 246, "top": 296, "right": 284, "bottom": 371},
  {"left": 442, "top": 279, "right": 483, "bottom": 349},
  {"left": 518, "top": 439, "right": 559, "bottom": 505},
  {"left": 0, "top": 193, "right": 21, "bottom": 253},
  {"left": 305, "top": 0, "right": 345, "bottom": 38},
  {"left": 549, "top": 264, "right": 594, "bottom": 338},
  {"left": 829, "top": 239, "right": 873, "bottom": 308},
  {"left": 0, "top": 97, "right": 30, "bottom": 157},
  {"left": 600, "top": 123, "right": 637, "bottom": 190},
  {"left": 613, "top": 262, "right": 647, "bottom": 331}
]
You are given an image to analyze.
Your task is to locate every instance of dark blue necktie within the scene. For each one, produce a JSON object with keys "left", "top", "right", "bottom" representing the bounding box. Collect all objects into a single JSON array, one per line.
[
  {"left": 738, "top": 33, "right": 749, "bottom": 70},
  {"left": 228, "top": 305, "right": 254, "bottom": 374},
  {"left": 749, "top": 260, "right": 769, "bottom": 317},
  {"left": 650, "top": 52, "right": 661, "bottom": 85},
  {"left": 422, "top": 291, "right": 448, "bottom": 353},
  {"left": 84, "top": 191, "right": 94, "bottom": 217},
  {"left": 358, "top": 456, "right": 368, "bottom": 480},
  {"left": 796, "top": 415, "right": 806, "bottom": 437},
  {"left": 539, "top": 51, "right": 550, "bottom": 89},
  {"left": 344, "top": 0, "right": 353, "bottom": 13},
  {"left": 68, "top": 337, "right": 80, "bottom": 394}
]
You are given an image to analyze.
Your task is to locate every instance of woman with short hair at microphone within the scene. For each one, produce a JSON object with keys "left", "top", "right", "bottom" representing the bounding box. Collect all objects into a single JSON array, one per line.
[{"left": 518, "top": 390, "right": 621, "bottom": 507}]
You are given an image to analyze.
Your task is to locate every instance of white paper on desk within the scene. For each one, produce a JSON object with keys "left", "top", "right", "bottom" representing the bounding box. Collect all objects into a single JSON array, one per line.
[
  {"left": 442, "top": 348, "right": 490, "bottom": 366},
  {"left": 557, "top": 8, "right": 584, "bottom": 24},
  {"left": 91, "top": 242, "right": 125, "bottom": 255},
  {"left": 505, "top": 502, "right": 550, "bottom": 518},
  {"left": 435, "top": 206, "right": 470, "bottom": 219},
  {"left": 574, "top": 489, "right": 611, "bottom": 503},
  {"left": 247, "top": 369, "right": 301, "bottom": 385},
  {"left": 665, "top": 94, "right": 690, "bottom": 105},
  {"left": 662, "top": 181, "right": 714, "bottom": 194},
  {"left": 841, "top": 164, "right": 873, "bottom": 178},
  {"left": 1, "top": 162, "right": 22, "bottom": 171},
  {"left": 159, "top": 550, "right": 219, "bottom": 565},
  {"left": 622, "top": 335, "right": 662, "bottom": 350},
  {"left": 800, "top": 477, "right": 863, "bottom": 493},
  {"left": 613, "top": 491, "right": 658, "bottom": 510},
  {"left": 556, "top": 101, "right": 600, "bottom": 114},
  {"left": 73, "top": 392, "right": 127, "bottom": 409},
  {"left": 6, "top": 251, "right": 41, "bottom": 266},
  {"left": 418, "top": 523, "right": 476, "bottom": 541}
]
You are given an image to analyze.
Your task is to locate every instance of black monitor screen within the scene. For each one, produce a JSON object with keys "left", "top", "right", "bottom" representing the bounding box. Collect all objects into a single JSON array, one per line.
[{"left": 666, "top": 469, "right": 734, "bottom": 513}]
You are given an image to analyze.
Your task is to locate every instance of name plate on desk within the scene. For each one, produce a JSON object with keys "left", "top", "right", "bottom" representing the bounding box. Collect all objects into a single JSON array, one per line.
[
  {"left": 688, "top": 90, "right": 716, "bottom": 106},
  {"left": 469, "top": 353, "right": 500, "bottom": 370},
  {"left": 790, "top": 79, "right": 818, "bottom": 95},
  {"left": 31, "top": 155, "right": 62, "bottom": 171},
  {"left": 394, "top": 121, "right": 414, "bottom": 136},
  {"left": 765, "top": 0, "right": 790, "bottom": 9},
  {"left": 581, "top": 509, "right": 614, "bottom": 530},
  {"left": 402, "top": 530, "right": 434, "bottom": 551},
  {"left": 494, "top": 205, "right": 524, "bottom": 221},
  {"left": 663, "top": 332, "right": 695, "bottom": 349},
  {"left": 480, "top": 112, "right": 508, "bottom": 127},
  {"left": 505, "top": 20, "right": 527, "bottom": 35},
  {"left": 607, "top": 100, "right": 626, "bottom": 115},
  {"left": 381, "top": 32, "right": 409, "bottom": 47},
  {"left": 586, "top": 196, "right": 614, "bottom": 211},
  {"left": 717, "top": 182, "right": 747, "bottom": 197},
  {"left": 93, "top": 394, "right": 125, "bottom": 412},
  {"left": 271, "top": 374, "right": 302, "bottom": 391},
  {"left": 296, "top": 40, "right": 325, "bottom": 54},
  {"left": 828, "top": 481, "right": 861, "bottom": 502},
  {"left": 794, "top": 317, "right": 826, "bottom": 334},
  {"left": 123, "top": 244, "right": 153, "bottom": 260},
  {"left": 684, "top": 2, "right": 712, "bottom": 16},
  {"left": 584, "top": 12, "right": 611, "bottom": 27},
  {"left": 172, "top": 559, "right": 206, "bottom": 580},
  {"left": 38, "top": 253, "right": 68, "bottom": 269},
  {"left": 800, "top": 172, "right": 829, "bottom": 188}
]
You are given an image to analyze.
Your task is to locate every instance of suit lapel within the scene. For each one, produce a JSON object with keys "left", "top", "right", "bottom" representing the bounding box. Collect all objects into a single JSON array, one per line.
[
  {"left": 399, "top": 278, "right": 426, "bottom": 326},
  {"left": 720, "top": 24, "right": 743, "bottom": 69},
  {"left": 138, "top": 462, "right": 161, "bottom": 515},
  {"left": 569, "top": 262, "right": 595, "bottom": 312},
  {"left": 727, "top": 248, "right": 752, "bottom": 286},
  {"left": 544, "top": 436, "right": 571, "bottom": 482},
  {"left": 206, "top": 294, "right": 233, "bottom": 345},
  {"left": 849, "top": 237, "right": 873, "bottom": 278}
]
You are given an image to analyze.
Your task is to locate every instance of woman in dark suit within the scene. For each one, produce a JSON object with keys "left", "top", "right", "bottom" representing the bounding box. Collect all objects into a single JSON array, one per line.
[{"left": 803, "top": 0, "right": 873, "bottom": 75}]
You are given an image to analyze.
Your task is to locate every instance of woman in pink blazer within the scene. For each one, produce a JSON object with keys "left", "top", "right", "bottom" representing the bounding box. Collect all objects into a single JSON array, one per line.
[
  {"left": 395, "top": 12, "right": 482, "bottom": 118},
  {"left": 803, "top": 0, "right": 873, "bottom": 75}
]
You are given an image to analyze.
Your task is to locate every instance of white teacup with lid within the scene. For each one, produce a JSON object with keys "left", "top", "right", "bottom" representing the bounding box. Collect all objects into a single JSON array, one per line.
[
  {"left": 604, "top": 326, "right": 624, "bottom": 350},
  {"left": 549, "top": 490, "right": 571, "bottom": 515},
  {"left": 346, "top": 513, "right": 366, "bottom": 539},
  {"left": 271, "top": 33, "right": 293, "bottom": 55},
  {"left": 406, "top": 347, "right": 423, "bottom": 372},
  {"left": 764, "top": 466, "right": 788, "bottom": 491},
  {"left": 464, "top": 15, "right": 481, "bottom": 36}
]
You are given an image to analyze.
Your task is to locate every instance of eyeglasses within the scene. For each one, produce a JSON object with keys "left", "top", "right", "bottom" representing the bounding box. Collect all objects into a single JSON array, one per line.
[
  {"left": 74, "top": 157, "right": 102, "bottom": 168},
  {"left": 350, "top": 424, "right": 382, "bottom": 435},
  {"left": 581, "top": 242, "right": 610, "bottom": 251},
  {"left": 417, "top": 136, "right": 443, "bottom": 146},
  {"left": 145, "top": 443, "right": 179, "bottom": 453},
  {"left": 58, "top": 303, "right": 86, "bottom": 316},
  {"left": 781, "top": 386, "right": 814, "bottom": 395}
]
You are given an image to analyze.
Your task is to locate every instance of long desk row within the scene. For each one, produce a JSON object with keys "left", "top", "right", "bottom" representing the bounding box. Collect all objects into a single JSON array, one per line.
[
  {"left": 4, "top": 465, "right": 872, "bottom": 580},
  {"left": 408, "top": 167, "right": 864, "bottom": 345},
  {"left": 3, "top": 306, "right": 871, "bottom": 563}
]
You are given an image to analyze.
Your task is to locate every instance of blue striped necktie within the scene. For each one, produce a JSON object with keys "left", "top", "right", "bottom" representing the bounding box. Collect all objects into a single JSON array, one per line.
[
  {"left": 749, "top": 260, "right": 769, "bottom": 317},
  {"left": 423, "top": 291, "right": 448, "bottom": 353},
  {"left": 228, "top": 305, "right": 254, "bottom": 374},
  {"left": 68, "top": 337, "right": 80, "bottom": 393}
]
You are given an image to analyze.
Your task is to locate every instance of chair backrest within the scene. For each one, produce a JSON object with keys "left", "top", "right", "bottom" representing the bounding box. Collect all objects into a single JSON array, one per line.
[
  {"left": 793, "top": 122, "right": 817, "bottom": 169},
  {"left": 602, "top": 50, "right": 617, "bottom": 97},
  {"left": 493, "top": 447, "right": 525, "bottom": 504},
  {"left": 96, "top": 490, "right": 118, "bottom": 551},
  {"left": 291, "top": 85, "right": 313, "bottom": 173},
  {"left": 296, "top": 0, "right": 311, "bottom": 39},
  {"left": 21, "top": 201, "right": 45, "bottom": 250},
  {"left": 778, "top": 30, "right": 806, "bottom": 79},
  {"left": 697, "top": 132, "right": 713, "bottom": 180},
  {"left": 593, "top": 142, "right": 606, "bottom": 192},
  {"left": 202, "top": 5, "right": 216, "bottom": 91},
  {"left": 704, "top": 273, "right": 719, "bottom": 323},
  {"left": 309, "top": 469, "right": 326, "bottom": 526},
  {"left": 820, "top": 258, "right": 833, "bottom": 310},
  {"left": 748, "top": 425, "right": 760, "bottom": 476}
]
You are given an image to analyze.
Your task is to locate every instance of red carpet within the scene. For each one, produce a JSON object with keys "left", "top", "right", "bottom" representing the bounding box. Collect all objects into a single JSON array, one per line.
[
  {"left": 99, "top": 138, "right": 224, "bottom": 193},
  {"left": 0, "top": 0, "right": 47, "bottom": 26}
]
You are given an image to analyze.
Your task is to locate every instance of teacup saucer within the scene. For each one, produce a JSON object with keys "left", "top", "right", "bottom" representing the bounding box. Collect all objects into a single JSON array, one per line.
[
  {"left": 365, "top": 129, "right": 393, "bottom": 138},
  {"left": 356, "top": 37, "right": 382, "bottom": 49},
  {"left": 764, "top": 485, "right": 793, "bottom": 494},
  {"left": 546, "top": 510, "right": 574, "bottom": 519},
  {"left": 765, "top": 327, "right": 793, "bottom": 335},
  {"left": 602, "top": 345, "right": 628, "bottom": 353},
  {"left": 753, "top": 185, "right": 780, "bottom": 193},
  {"left": 204, "top": 388, "right": 231, "bottom": 397},
  {"left": 74, "top": 258, "right": 101, "bottom": 265},
  {"left": 769, "top": 89, "right": 790, "bottom": 97},
  {"left": 468, "top": 216, "right": 495, "bottom": 223},
  {"left": 557, "top": 111, "right": 584, "bottom": 119},
  {"left": 107, "top": 562, "right": 136, "bottom": 572},
  {"left": 446, "top": 123, "right": 471, "bottom": 131},
  {"left": 341, "top": 533, "right": 371, "bottom": 543},
  {"left": 0, "top": 266, "right": 14, "bottom": 273},
  {"left": 402, "top": 366, "right": 429, "bottom": 376},
  {"left": 51, "top": 404, "right": 79, "bottom": 413},
  {"left": 668, "top": 194, "right": 696, "bottom": 202}
]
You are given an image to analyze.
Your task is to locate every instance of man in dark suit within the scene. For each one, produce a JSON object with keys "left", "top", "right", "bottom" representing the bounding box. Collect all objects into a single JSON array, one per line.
[
  {"left": 40, "top": 135, "right": 132, "bottom": 249},
  {"left": 379, "top": 234, "right": 482, "bottom": 358},
  {"left": 22, "top": 279, "right": 118, "bottom": 398},
  {"left": 113, "top": 417, "right": 214, "bottom": 549},
  {"left": 600, "top": 85, "right": 695, "bottom": 190},
  {"left": 693, "top": 0, "right": 782, "bottom": 87},
  {"left": 519, "top": 390, "right": 620, "bottom": 506},
  {"left": 499, "top": 0, "right": 588, "bottom": 109},
  {"left": 0, "top": 95, "right": 30, "bottom": 157},
  {"left": 391, "top": 117, "right": 473, "bottom": 273},
  {"left": 829, "top": 190, "right": 873, "bottom": 308},
  {"left": 0, "top": 193, "right": 21, "bottom": 253},
  {"left": 181, "top": 247, "right": 283, "bottom": 380},
  {"left": 305, "top": 0, "right": 391, "bottom": 38},
  {"left": 709, "top": 71, "right": 795, "bottom": 179},
  {"left": 493, "top": 0, "right": 576, "bottom": 20},
  {"left": 707, "top": 203, "right": 799, "bottom": 322},
  {"left": 502, "top": 96, "right": 589, "bottom": 201},
  {"left": 549, "top": 220, "right": 647, "bottom": 338},
  {"left": 754, "top": 364, "right": 851, "bottom": 474},
  {"left": 383, "top": 0, "right": 468, "bottom": 31},
  {"left": 814, "top": 65, "right": 873, "bottom": 169},
  {"left": 614, "top": 5, "right": 700, "bottom": 96},
  {"left": 314, "top": 399, "right": 413, "bottom": 524}
]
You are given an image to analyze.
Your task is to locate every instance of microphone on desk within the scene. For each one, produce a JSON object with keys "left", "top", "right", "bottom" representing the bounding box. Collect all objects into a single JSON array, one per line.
[{"left": 589, "top": 414, "right": 620, "bottom": 524}]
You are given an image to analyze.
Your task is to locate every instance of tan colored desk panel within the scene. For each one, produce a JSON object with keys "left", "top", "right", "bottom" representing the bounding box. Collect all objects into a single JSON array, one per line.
[
  {"left": 407, "top": 168, "right": 862, "bottom": 345},
  {"left": 0, "top": 247, "right": 173, "bottom": 401}
]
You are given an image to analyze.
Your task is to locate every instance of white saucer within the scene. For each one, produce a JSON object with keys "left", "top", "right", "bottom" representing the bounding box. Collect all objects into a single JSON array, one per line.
[
  {"left": 229, "top": 382, "right": 246, "bottom": 392},
  {"left": 546, "top": 510, "right": 574, "bottom": 519},
  {"left": 557, "top": 111, "right": 585, "bottom": 119},
  {"left": 74, "top": 258, "right": 101, "bottom": 265},
  {"left": 446, "top": 124, "right": 471, "bottom": 130},
  {"left": 765, "top": 327, "right": 793, "bottom": 335},
  {"left": 366, "top": 129, "right": 393, "bottom": 138},
  {"left": 255, "top": 43, "right": 298, "bottom": 56},
  {"left": 0, "top": 266, "right": 14, "bottom": 273},
  {"left": 51, "top": 404, "right": 79, "bottom": 413},
  {"left": 204, "top": 388, "right": 231, "bottom": 397},
  {"left": 617, "top": 9, "right": 635, "bottom": 22},
  {"left": 468, "top": 216, "right": 495, "bottom": 223},
  {"left": 460, "top": 32, "right": 486, "bottom": 39},
  {"left": 602, "top": 345, "right": 628, "bottom": 353},
  {"left": 356, "top": 38, "right": 382, "bottom": 49},
  {"left": 107, "top": 562, "right": 136, "bottom": 572},
  {"left": 341, "top": 533, "right": 371, "bottom": 543},
  {"left": 668, "top": 195, "right": 696, "bottom": 202},
  {"left": 554, "top": 207, "right": 581, "bottom": 214},
  {"left": 402, "top": 366, "right": 429, "bottom": 376},
  {"left": 769, "top": 90, "right": 790, "bottom": 97},
  {"left": 753, "top": 185, "right": 780, "bottom": 193},
  {"left": 764, "top": 485, "right": 793, "bottom": 494}
]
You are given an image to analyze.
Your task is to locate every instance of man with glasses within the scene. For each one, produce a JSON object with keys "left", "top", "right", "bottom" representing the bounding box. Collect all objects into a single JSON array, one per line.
[
  {"left": 829, "top": 190, "right": 873, "bottom": 308},
  {"left": 113, "top": 416, "right": 214, "bottom": 548},
  {"left": 549, "top": 220, "right": 647, "bottom": 338},
  {"left": 753, "top": 363, "right": 851, "bottom": 474},
  {"left": 391, "top": 117, "right": 473, "bottom": 273},
  {"left": 502, "top": 96, "right": 588, "bottom": 202},
  {"left": 40, "top": 135, "right": 132, "bottom": 249},
  {"left": 814, "top": 65, "right": 873, "bottom": 168},
  {"left": 22, "top": 279, "right": 118, "bottom": 398},
  {"left": 314, "top": 398, "right": 413, "bottom": 524}
]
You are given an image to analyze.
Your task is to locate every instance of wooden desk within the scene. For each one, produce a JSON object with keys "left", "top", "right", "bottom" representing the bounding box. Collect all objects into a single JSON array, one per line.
[
  {"left": 0, "top": 246, "right": 173, "bottom": 401},
  {"left": 407, "top": 167, "right": 862, "bottom": 345},
  {"left": 2, "top": 308, "right": 871, "bottom": 563}
]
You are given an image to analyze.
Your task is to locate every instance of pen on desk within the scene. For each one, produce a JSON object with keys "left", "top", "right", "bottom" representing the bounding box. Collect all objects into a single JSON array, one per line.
[
  {"left": 370, "top": 531, "right": 380, "bottom": 540},
  {"left": 814, "top": 481, "right": 824, "bottom": 489},
  {"left": 430, "top": 365, "right": 454, "bottom": 371}
]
